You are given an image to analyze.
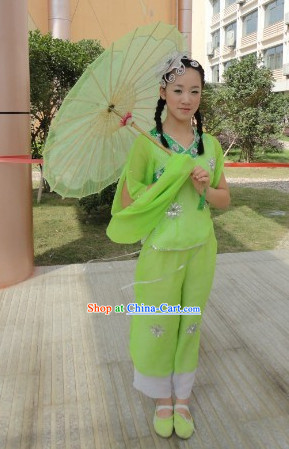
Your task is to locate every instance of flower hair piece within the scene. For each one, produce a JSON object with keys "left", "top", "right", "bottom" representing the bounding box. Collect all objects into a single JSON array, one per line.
[{"left": 156, "top": 51, "right": 200, "bottom": 87}]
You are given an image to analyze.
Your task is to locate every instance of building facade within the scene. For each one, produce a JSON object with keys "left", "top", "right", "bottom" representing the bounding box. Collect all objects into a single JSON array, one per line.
[
  {"left": 205, "top": 0, "right": 289, "bottom": 92},
  {"left": 191, "top": 2, "right": 207, "bottom": 64},
  {"left": 28, "top": 0, "right": 180, "bottom": 48}
]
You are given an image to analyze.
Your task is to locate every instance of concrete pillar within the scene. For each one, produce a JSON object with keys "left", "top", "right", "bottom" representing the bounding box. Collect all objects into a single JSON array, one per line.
[
  {"left": 48, "top": 0, "right": 71, "bottom": 40},
  {"left": 0, "top": 0, "right": 34, "bottom": 288},
  {"left": 178, "top": 0, "right": 192, "bottom": 53}
]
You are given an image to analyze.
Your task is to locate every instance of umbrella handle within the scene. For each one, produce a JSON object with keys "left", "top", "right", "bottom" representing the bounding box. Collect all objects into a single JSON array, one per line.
[
  {"left": 109, "top": 106, "right": 172, "bottom": 156},
  {"left": 130, "top": 122, "right": 171, "bottom": 155}
]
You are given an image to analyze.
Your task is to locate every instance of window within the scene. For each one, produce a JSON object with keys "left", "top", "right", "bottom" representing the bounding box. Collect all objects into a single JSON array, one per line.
[
  {"left": 213, "top": 0, "right": 220, "bottom": 15},
  {"left": 225, "top": 0, "right": 235, "bottom": 6},
  {"left": 243, "top": 10, "right": 258, "bottom": 36},
  {"left": 224, "top": 60, "right": 233, "bottom": 70},
  {"left": 265, "top": 0, "right": 284, "bottom": 26},
  {"left": 212, "top": 65, "right": 220, "bottom": 82},
  {"left": 264, "top": 45, "right": 283, "bottom": 69},
  {"left": 225, "top": 21, "right": 237, "bottom": 46},
  {"left": 212, "top": 30, "right": 220, "bottom": 49}
]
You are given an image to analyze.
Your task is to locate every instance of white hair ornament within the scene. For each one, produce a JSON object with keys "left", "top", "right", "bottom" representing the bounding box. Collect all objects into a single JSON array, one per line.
[{"left": 156, "top": 51, "right": 200, "bottom": 87}]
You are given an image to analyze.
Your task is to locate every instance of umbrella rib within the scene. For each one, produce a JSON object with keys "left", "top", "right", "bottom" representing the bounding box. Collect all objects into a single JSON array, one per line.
[
  {"left": 46, "top": 122, "right": 93, "bottom": 170},
  {"left": 45, "top": 119, "right": 96, "bottom": 155},
  {"left": 117, "top": 130, "right": 129, "bottom": 164},
  {"left": 136, "top": 75, "right": 162, "bottom": 92},
  {"left": 133, "top": 116, "right": 154, "bottom": 129},
  {"left": 112, "top": 27, "right": 139, "bottom": 100},
  {"left": 89, "top": 131, "right": 119, "bottom": 197},
  {"left": 133, "top": 110, "right": 152, "bottom": 121},
  {"left": 134, "top": 94, "right": 160, "bottom": 103},
  {"left": 79, "top": 132, "right": 101, "bottom": 198},
  {"left": 125, "top": 28, "right": 178, "bottom": 88},
  {"left": 86, "top": 65, "right": 110, "bottom": 104},
  {"left": 63, "top": 97, "right": 107, "bottom": 106},
  {"left": 51, "top": 110, "right": 102, "bottom": 128},
  {"left": 108, "top": 133, "right": 117, "bottom": 184},
  {"left": 133, "top": 106, "right": 157, "bottom": 110},
  {"left": 55, "top": 123, "right": 98, "bottom": 197},
  {"left": 109, "top": 43, "right": 114, "bottom": 101},
  {"left": 126, "top": 126, "right": 139, "bottom": 139},
  {"left": 112, "top": 23, "right": 161, "bottom": 101}
]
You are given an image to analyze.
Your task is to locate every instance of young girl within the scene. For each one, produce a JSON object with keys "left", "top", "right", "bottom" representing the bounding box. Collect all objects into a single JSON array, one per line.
[{"left": 107, "top": 53, "right": 230, "bottom": 439}]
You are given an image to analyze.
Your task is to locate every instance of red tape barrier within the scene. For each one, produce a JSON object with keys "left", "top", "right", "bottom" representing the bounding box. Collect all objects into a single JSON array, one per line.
[
  {"left": 0, "top": 156, "right": 288, "bottom": 168},
  {"left": 225, "top": 162, "right": 289, "bottom": 167},
  {"left": 0, "top": 155, "right": 43, "bottom": 164}
]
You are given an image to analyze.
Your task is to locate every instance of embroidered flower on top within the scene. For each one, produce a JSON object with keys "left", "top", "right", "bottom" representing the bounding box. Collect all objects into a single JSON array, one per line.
[
  {"left": 189, "top": 147, "right": 198, "bottom": 157},
  {"left": 166, "top": 202, "right": 183, "bottom": 219},
  {"left": 153, "top": 167, "right": 165, "bottom": 182},
  {"left": 208, "top": 158, "right": 216, "bottom": 171},
  {"left": 171, "top": 143, "right": 180, "bottom": 153},
  {"left": 194, "top": 132, "right": 200, "bottom": 143},
  {"left": 186, "top": 323, "right": 198, "bottom": 334},
  {"left": 150, "top": 325, "right": 165, "bottom": 338},
  {"left": 163, "top": 131, "right": 200, "bottom": 158}
]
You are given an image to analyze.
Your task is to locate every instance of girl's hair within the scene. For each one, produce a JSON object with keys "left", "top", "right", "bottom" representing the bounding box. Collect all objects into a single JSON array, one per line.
[{"left": 154, "top": 57, "right": 205, "bottom": 155}]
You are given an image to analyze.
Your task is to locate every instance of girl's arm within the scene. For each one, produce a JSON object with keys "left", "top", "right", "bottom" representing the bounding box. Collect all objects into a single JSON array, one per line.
[
  {"left": 205, "top": 173, "right": 230, "bottom": 209},
  {"left": 190, "top": 168, "right": 230, "bottom": 210},
  {"left": 121, "top": 181, "right": 153, "bottom": 208},
  {"left": 121, "top": 181, "right": 134, "bottom": 208}
]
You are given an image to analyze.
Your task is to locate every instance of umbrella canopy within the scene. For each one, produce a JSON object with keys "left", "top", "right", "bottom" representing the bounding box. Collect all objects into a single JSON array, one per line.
[{"left": 43, "top": 22, "right": 186, "bottom": 198}]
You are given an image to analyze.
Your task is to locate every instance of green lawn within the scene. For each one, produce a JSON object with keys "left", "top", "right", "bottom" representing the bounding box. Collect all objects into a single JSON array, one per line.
[
  {"left": 225, "top": 147, "right": 289, "bottom": 164},
  {"left": 213, "top": 186, "right": 288, "bottom": 253},
  {"left": 33, "top": 180, "right": 289, "bottom": 266},
  {"left": 224, "top": 166, "right": 289, "bottom": 179}
]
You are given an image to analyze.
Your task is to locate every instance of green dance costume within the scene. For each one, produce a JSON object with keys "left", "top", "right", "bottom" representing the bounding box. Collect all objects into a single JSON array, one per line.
[{"left": 107, "top": 130, "right": 224, "bottom": 395}]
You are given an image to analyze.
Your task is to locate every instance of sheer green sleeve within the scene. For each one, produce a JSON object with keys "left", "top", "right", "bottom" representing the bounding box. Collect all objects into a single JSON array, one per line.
[
  {"left": 110, "top": 135, "right": 154, "bottom": 215},
  {"left": 107, "top": 149, "right": 196, "bottom": 244},
  {"left": 211, "top": 136, "right": 224, "bottom": 189}
]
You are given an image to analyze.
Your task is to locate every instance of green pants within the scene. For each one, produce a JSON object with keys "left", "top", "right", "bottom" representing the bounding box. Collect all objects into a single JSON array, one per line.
[{"left": 130, "top": 230, "right": 217, "bottom": 377}]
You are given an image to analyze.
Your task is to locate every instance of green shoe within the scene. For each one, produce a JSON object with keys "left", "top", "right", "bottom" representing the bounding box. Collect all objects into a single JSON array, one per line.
[
  {"left": 174, "top": 404, "right": 195, "bottom": 439},
  {"left": 153, "top": 405, "right": 174, "bottom": 438}
]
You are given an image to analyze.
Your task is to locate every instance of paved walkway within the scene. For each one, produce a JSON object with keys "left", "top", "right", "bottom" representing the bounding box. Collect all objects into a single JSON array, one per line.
[{"left": 0, "top": 249, "right": 289, "bottom": 449}]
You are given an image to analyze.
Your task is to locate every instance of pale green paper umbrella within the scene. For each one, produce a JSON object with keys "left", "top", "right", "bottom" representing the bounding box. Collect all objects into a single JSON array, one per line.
[{"left": 43, "top": 22, "right": 186, "bottom": 198}]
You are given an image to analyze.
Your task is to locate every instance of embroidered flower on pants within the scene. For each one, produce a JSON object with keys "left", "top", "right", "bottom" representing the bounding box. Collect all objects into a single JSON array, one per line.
[
  {"left": 150, "top": 325, "right": 165, "bottom": 338},
  {"left": 166, "top": 202, "right": 183, "bottom": 219},
  {"left": 186, "top": 323, "right": 198, "bottom": 334}
]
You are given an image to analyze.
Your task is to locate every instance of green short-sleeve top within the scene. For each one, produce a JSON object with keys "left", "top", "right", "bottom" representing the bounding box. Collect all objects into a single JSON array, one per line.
[{"left": 106, "top": 130, "right": 224, "bottom": 249}]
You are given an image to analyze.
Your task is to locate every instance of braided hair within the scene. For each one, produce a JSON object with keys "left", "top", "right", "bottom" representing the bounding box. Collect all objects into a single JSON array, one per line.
[
  {"left": 154, "top": 57, "right": 205, "bottom": 155},
  {"left": 154, "top": 98, "right": 169, "bottom": 148}
]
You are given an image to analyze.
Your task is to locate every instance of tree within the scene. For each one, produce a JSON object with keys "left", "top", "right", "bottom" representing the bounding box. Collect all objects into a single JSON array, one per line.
[
  {"left": 201, "top": 82, "right": 228, "bottom": 135},
  {"left": 29, "top": 30, "right": 104, "bottom": 159},
  {"left": 220, "top": 55, "right": 289, "bottom": 161}
]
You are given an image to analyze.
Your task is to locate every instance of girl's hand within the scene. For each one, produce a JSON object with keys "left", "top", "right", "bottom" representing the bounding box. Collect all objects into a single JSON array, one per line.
[{"left": 190, "top": 166, "right": 210, "bottom": 195}]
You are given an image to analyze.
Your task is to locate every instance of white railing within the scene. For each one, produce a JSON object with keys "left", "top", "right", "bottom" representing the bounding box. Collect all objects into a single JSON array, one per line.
[
  {"left": 212, "top": 13, "right": 220, "bottom": 26},
  {"left": 224, "top": 3, "right": 237, "bottom": 18},
  {"left": 263, "top": 21, "right": 284, "bottom": 40},
  {"left": 241, "top": 32, "right": 257, "bottom": 48},
  {"left": 272, "top": 68, "right": 284, "bottom": 80}
]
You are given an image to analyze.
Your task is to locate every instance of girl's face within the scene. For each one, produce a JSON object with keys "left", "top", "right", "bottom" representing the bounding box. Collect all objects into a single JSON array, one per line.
[{"left": 160, "top": 68, "right": 202, "bottom": 124}]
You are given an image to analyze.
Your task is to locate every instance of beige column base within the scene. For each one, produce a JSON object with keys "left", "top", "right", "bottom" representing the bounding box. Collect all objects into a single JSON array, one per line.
[{"left": 0, "top": 0, "right": 34, "bottom": 288}]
